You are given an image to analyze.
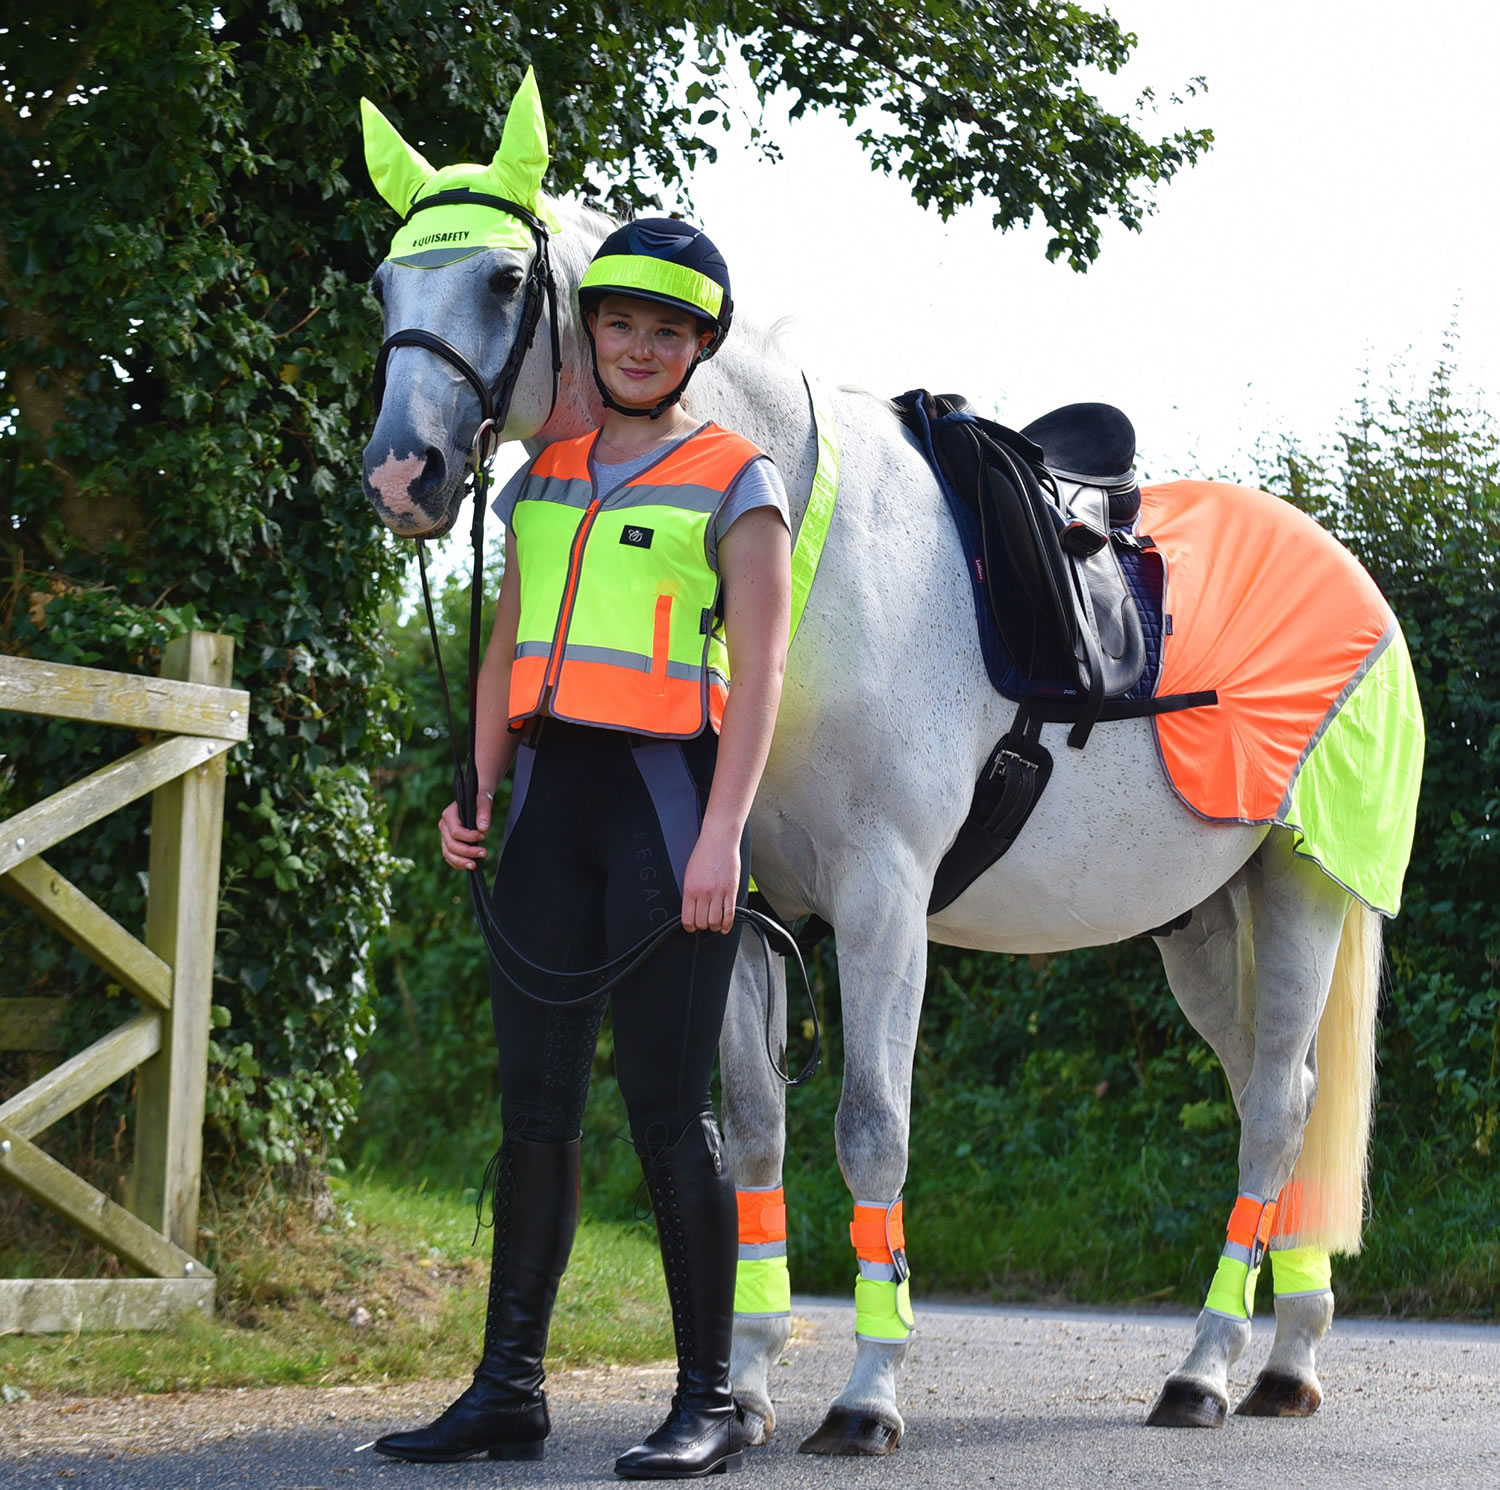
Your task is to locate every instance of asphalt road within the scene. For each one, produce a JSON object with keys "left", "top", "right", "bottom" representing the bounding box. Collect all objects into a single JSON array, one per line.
[{"left": 5, "top": 1299, "right": 1498, "bottom": 1489}]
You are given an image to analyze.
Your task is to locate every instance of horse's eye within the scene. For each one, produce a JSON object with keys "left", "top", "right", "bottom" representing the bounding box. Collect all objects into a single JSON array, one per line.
[
  {"left": 489, "top": 267, "right": 524, "bottom": 297},
  {"left": 370, "top": 277, "right": 385, "bottom": 306}
]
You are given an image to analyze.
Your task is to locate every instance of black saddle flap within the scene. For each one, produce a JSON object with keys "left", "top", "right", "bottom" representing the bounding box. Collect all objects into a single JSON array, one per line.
[
  {"left": 936, "top": 406, "right": 1081, "bottom": 683},
  {"left": 896, "top": 389, "right": 1147, "bottom": 721}
]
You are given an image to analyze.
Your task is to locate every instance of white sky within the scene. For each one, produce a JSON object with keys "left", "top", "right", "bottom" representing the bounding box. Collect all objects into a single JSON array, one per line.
[{"left": 677, "top": 0, "right": 1500, "bottom": 483}]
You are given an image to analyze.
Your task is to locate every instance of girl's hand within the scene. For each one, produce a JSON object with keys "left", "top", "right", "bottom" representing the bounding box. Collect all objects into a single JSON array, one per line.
[
  {"left": 439, "top": 793, "right": 493, "bottom": 871},
  {"left": 681, "top": 826, "right": 740, "bottom": 934}
]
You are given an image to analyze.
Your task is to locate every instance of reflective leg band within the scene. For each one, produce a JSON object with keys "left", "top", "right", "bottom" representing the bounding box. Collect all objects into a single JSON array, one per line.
[
  {"left": 1204, "top": 1192, "right": 1278, "bottom": 1320},
  {"left": 1206, "top": 1254, "right": 1260, "bottom": 1320},
  {"left": 855, "top": 1276, "right": 914, "bottom": 1342},
  {"left": 735, "top": 1184, "right": 790, "bottom": 1317},
  {"left": 851, "top": 1198, "right": 913, "bottom": 1342},
  {"left": 1270, "top": 1244, "right": 1332, "bottom": 1298}
]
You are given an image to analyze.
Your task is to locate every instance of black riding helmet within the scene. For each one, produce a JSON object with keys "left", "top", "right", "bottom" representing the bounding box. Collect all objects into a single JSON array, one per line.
[{"left": 578, "top": 218, "right": 734, "bottom": 419}]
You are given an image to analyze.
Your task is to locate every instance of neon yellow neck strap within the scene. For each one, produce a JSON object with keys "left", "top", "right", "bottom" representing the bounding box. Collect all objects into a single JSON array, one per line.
[{"left": 789, "top": 375, "right": 839, "bottom": 645}]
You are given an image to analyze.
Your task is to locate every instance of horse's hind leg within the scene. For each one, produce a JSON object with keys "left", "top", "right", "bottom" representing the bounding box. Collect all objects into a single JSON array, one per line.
[
  {"left": 1146, "top": 832, "right": 1355, "bottom": 1428},
  {"left": 720, "top": 944, "right": 792, "bottom": 1445}
]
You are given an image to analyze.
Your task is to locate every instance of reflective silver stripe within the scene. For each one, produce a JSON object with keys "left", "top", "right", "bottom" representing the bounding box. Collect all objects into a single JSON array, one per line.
[
  {"left": 518, "top": 639, "right": 702, "bottom": 679},
  {"left": 1273, "top": 1288, "right": 1334, "bottom": 1301},
  {"left": 559, "top": 642, "right": 699, "bottom": 681},
  {"left": 858, "top": 1259, "right": 901, "bottom": 1283},
  {"left": 605, "top": 481, "right": 726, "bottom": 516},
  {"left": 737, "top": 1182, "right": 783, "bottom": 1194},
  {"left": 1221, "top": 1241, "right": 1254, "bottom": 1266},
  {"left": 520, "top": 476, "right": 726, "bottom": 518},
  {"left": 521, "top": 474, "right": 595, "bottom": 511},
  {"left": 390, "top": 246, "right": 486, "bottom": 269},
  {"left": 737, "top": 1242, "right": 788, "bottom": 1261}
]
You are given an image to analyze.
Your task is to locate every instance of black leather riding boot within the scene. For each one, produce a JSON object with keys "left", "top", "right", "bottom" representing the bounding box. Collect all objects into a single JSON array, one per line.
[
  {"left": 374, "top": 1133, "right": 581, "bottom": 1463},
  {"left": 615, "top": 1114, "right": 744, "bottom": 1479}
]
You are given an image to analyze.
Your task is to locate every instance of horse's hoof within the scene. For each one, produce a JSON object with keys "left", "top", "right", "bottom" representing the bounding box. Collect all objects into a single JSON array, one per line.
[
  {"left": 1145, "top": 1378, "right": 1228, "bottom": 1429},
  {"left": 734, "top": 1400, "right": 773, "bottom": 1446},
  {"left": 1235, "top": 1371, "right": 1322, "bottom": 1417},
  {"left": 797, "top": 1406, "right": 902, "bottom": 1456}
]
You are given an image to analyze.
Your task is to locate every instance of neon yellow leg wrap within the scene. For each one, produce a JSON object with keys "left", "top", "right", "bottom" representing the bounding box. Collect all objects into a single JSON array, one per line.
[
  {"left": 1205, "top": 1254, "right": 1261, "bottom": 1320},
  {"left": 735, "top": 1254, "right": 791, "bottom": 1317},
  {"left": 854, "top": 1276, "right": 914, "bottom": 1343},
  {"left": 1270, "top": 1245, "right": 1332, "bottom": 1297}
]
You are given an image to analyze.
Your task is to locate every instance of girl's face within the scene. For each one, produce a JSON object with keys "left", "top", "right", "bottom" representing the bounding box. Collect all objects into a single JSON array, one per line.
[{"left": 588, "top": 294, "right": 714, "bottom": 410}]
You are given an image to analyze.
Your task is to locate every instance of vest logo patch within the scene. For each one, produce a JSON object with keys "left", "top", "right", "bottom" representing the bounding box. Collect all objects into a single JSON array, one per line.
[{"left": 620, "top": 526, "right": 654, "bottom": 549}]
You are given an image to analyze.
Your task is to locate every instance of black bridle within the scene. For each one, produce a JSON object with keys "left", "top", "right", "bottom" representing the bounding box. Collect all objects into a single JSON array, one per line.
[{"left": 368, "top": 195, "right": 819, "bottom": 1085}]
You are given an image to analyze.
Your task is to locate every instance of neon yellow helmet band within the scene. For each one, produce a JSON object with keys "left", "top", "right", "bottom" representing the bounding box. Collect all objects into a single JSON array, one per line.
[{"left": 579, "top": 253, "right": 725, "bottom": 321}]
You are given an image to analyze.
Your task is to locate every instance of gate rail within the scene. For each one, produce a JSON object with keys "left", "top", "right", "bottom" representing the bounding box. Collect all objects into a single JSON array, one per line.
[{"left": 0, "top": 632, "right": 245, "bottom": 1332}]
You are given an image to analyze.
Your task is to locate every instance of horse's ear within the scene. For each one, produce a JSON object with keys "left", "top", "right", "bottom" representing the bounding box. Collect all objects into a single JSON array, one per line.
[
  {"left": 361, "top": 97, "right": 434, "bottom": 215},
  {"left": 488, "top": 67, "right": 552, "bottom": 220}
]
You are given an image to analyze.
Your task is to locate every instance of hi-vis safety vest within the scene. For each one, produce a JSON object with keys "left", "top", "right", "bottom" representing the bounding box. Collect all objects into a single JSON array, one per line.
[{"left": 508, "top": 424, "right": 764, "bottom": 738}]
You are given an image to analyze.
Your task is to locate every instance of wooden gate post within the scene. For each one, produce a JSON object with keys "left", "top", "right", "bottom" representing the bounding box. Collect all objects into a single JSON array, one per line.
[{"left": 129, "top": 632, "right": 236, "bottom": 1253}]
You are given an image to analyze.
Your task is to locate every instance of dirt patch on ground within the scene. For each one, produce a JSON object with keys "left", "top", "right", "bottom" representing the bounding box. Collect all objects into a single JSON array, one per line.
[{"left": 0, "top": 1363, "right": 679, "bottom": 1459}]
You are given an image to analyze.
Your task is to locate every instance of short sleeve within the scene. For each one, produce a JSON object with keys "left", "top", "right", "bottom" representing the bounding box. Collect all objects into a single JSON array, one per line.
[
  {"left": 489, "top": 462, "right": 531, "bottom": 530},
  {"left": 709, "top": 457, "right": 790, "bottom": 567}
]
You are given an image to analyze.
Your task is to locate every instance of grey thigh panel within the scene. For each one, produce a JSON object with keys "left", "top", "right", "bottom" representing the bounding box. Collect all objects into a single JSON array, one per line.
[
  {"left": 628, "top": 738, "right": 701, "bottom": 896},
  {"left": 503, "top": 737, "right": 538, "bottom": 844}
]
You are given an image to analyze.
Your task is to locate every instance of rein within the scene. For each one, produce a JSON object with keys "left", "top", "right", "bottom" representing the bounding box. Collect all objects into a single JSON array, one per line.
[{"left": 374, "top": 211, "right": 819, "bottom": 1088}]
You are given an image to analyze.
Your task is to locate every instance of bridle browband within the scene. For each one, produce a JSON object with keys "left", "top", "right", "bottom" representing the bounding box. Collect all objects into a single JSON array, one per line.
[{"left": 366, "top": 193, "right": 819, "bottom": 1084}]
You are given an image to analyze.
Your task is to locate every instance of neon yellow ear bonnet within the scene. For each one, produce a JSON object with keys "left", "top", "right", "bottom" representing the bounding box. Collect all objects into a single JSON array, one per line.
[{"left": 361, "top": 66, "right": 562, "bottom": 268}]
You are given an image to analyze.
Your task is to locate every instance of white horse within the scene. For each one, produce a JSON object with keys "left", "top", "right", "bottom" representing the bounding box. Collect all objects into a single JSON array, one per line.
[{"left": 360, "top": 153, "right": 1420, "bottom": 1450}]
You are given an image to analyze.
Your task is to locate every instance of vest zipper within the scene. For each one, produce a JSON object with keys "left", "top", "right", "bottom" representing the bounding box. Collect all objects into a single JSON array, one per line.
[{"left": 540, "top": 495, "right": 603, "bottom": 710}]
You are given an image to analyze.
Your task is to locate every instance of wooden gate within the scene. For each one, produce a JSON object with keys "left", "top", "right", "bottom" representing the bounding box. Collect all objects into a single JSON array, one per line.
[{"left": 0, "top": 632, "right": 246, "bottom": 1332}]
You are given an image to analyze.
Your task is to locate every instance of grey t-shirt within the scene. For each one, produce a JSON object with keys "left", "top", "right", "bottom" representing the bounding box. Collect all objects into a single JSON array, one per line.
[{"left": 491, "top": 425, "right": 789, "bottom": 567}]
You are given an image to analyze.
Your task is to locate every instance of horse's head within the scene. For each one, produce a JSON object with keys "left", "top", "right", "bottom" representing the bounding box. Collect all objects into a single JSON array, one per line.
[{"left": 359, "top": 71, "right": 596, "bottom": 538}]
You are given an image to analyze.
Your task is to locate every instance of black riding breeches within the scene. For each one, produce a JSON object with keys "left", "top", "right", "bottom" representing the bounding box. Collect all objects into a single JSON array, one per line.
[{"left": 487, "top": 719, "right": 747, "bottom": 1150}]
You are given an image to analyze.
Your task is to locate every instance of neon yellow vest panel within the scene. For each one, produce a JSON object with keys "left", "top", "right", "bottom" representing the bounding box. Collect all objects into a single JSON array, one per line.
[{"left": 508, "top": 425, "right": 763, "bottom": 738}]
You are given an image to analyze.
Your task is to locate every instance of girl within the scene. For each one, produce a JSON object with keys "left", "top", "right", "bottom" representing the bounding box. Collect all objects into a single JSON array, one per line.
[{"left": 375, "top": 219, "right": 791, "bottom": 1479}]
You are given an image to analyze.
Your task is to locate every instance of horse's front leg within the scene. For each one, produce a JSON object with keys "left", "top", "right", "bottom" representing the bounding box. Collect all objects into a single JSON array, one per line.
[
  {"left": 798, "top": 879, "right": 927, "bottom": 1457},
  {"left": 720, "top": 940, "right": 791, "bottom": 1445}
]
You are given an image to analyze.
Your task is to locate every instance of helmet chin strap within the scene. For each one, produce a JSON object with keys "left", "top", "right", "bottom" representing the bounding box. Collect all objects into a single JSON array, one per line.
[{"left": 587, "top": 335, "right": 704, "bottom": 421}]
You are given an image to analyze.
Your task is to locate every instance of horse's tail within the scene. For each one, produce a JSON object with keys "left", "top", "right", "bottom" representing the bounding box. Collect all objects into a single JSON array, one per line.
[{"left": 1287, "top": 901, "right": 1383, "bottom": 1256}]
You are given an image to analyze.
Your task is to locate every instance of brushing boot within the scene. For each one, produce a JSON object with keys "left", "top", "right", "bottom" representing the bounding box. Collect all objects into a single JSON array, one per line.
[
  {"left": 374, "top": 1133, "right": 581, "bottom": 1462},
  {"left": 615, "top": 1114, "right": 744, "bottom": 1479}
]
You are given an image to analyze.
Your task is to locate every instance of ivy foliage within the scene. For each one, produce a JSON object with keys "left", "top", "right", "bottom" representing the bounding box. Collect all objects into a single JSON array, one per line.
[{"left": 2, "top": 3, "right": 1201, "bottom": 1177}]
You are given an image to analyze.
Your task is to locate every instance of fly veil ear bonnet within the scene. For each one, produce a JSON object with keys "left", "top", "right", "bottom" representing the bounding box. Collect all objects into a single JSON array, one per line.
[{"left": 362, "top": 67, "right": 562, "bottom": 270}]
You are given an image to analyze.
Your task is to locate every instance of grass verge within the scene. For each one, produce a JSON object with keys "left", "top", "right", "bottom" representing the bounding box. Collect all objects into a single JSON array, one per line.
[{"left": 0, "top": 1171, "right": 672, "bottom": 1399}]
